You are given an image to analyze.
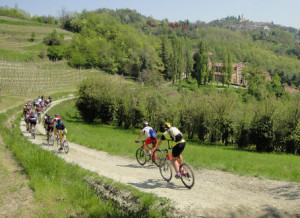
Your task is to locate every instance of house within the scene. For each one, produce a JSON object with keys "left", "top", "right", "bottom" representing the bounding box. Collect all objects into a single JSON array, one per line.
[{"left": 212, "top": 62, "right": 246, "bottom": 85}]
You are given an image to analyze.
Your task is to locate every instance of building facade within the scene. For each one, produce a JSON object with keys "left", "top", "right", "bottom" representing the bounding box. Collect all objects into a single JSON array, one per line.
[{"left": 213, "top": 62, "right": 246, "bottom": 85}]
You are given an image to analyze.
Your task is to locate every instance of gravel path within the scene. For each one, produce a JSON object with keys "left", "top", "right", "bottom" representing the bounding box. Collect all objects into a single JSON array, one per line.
[{"left": 20, "top": 99, "right": 300, "bottom": 217}]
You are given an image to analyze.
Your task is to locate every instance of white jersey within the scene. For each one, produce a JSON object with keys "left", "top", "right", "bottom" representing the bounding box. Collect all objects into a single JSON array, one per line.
[{"left": 142, "top": 126, "right": 153, "bottom": 138}]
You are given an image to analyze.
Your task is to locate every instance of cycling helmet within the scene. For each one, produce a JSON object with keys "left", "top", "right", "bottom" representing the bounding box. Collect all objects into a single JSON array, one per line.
[
  {"left": 162, "top": 122, "right": 171, "bottom": 129},
  {"left": 142, "top": 121, "right": 148, "bottom": 127},
  {"left": 55, "top": 113, "right": 58, "bottom": 117}
]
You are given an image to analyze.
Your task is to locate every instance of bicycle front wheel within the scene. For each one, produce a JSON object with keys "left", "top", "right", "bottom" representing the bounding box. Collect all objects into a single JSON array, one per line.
[
  {"left": 159, "top": 159, "right": 172, "bottom": 182},
  {"left": 152, "top": 150, "right": 165, "bottom": 167},
  {"left": 136, "top": 147, "right": 147, "bottom": 165},
  {"left": 180, "top": 163, "right": 195, "bottom": 189},
  {"left": 63, "top": 140, "right": 69, "bottom": 154}
]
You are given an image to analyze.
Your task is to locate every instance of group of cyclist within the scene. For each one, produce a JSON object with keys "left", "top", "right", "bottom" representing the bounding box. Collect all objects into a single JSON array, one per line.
[
  {"left": 136, "top": 121, "right": 185, "bottom": 179},
  {"left": 22, "top": 95, "right": 67, "bottom": 150}
]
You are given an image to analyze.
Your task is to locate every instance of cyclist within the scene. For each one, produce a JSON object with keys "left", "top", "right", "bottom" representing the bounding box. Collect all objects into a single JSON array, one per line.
[
  {"left": 135, "top": 121, "right": 158, "bottom": 155},
  {"left": 43, "top": 113, "right": 49, "bottom": 129},
  {"left": 28, "top": 111, "right": 37, "bottom": 133},
  {"left": 24, "top": 109, "right": 31, "bottom": 131},
  {"left": 156, "top": 122, "right": 185, "bottom": 178},
  {"left": 45, "top": 115, "right": 54, "bottom": 141},
  {"left": 23, "top": 103, "right": 28, "bottom": 116},
  {"left": 55, "top": 119, "right": 67, "bottom": 150}
]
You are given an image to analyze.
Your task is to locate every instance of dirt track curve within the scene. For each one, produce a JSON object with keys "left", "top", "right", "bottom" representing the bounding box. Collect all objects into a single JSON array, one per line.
[{"left": 20, "top": 99, "right": 300, "bottom": 218}]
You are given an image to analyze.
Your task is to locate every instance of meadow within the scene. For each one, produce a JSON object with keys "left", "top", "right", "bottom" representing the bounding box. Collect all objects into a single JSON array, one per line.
[{"left": 48, "top": 99, "right": 300, "bottom": 182}]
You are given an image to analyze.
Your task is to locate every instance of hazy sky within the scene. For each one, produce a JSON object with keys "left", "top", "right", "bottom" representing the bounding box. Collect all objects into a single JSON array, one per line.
[{"left": 1, "top": 0, "right": 299, "bottom": 29}]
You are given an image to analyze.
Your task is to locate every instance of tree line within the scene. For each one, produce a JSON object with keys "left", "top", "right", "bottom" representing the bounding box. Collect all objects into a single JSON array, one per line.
[{"left": 76, "top": 77, "right": 300, "bottom": 155}]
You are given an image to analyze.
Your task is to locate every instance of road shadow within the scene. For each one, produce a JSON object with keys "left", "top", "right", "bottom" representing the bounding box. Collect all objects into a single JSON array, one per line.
[
  {"left": 269, "top": 184, "right": 300, "bottom": 200},
  {"left": 128, "top": 178, "right": 187, "bottom": 190},
  {"left": 117, "top": 163, "right": 157, "bottom": 169}
]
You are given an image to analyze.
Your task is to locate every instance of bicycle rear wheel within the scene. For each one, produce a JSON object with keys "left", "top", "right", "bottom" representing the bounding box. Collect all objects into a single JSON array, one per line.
[
  {"left": 63, "top": 140, "right": 69, "bottom": 154},
  {"left": 31, "top": 128, "right": 35, "bottom": 139},
  {"left": 180, "top": 163, "right": 195, "bottom": 189},
  {"left": 136, "top": 147, "right": 147, "bottom": 165},
  {"left": 152, "top": 150, "right": 165, "bottom": 167},
  {"left": 159, "top": 159, "right": 172, "bottom": 182},
  {"left": 48, "top": 135, "right": 54, "bottom": 146}
]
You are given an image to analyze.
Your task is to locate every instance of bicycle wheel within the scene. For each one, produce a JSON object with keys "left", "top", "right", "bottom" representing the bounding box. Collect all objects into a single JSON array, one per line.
[
  {"left": 136, "top": 147, "right": 147, "bottom": 165},
  {"left": 56, "top": 138, "right": 61, "bottom": 151},
  {"left": 31, "top": 128, "right": 35, "bottom": 139},
  {"left": 152, "top": 150, "right": 165, "bottom": 167},
  {"left": 48, "top": 135, "right": 54, "bottom": 146},
  {"left": 159, "top": 159, "right": 172, "bottom": 182},
  {"left": 180, "top": 163, "right": 195, "bottom": 189},
  {"left": 63, "top": 140, "right": 69, "bottom": 154}
]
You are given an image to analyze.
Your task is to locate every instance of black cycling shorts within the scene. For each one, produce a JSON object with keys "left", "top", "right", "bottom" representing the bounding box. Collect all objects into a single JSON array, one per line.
[
  {"left": 47, "top": 126, "right": 54, "bottom": 132},
  {"left": 172, "top": 142, "right": 186, "bottom": 158},
  {"left": 30, "top": 120, "right": 37, "bottom": 125}
]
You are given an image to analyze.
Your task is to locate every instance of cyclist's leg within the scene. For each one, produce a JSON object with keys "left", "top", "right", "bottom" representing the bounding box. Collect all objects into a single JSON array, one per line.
[
  {"left": 172, "top": 142, "right": 185, "bottom": 176},
  {"left": 59, "top": 130, "right": 63, "bottom": 147},
  {"left": 144, "top": 138, "right": 153, "bottom": 154}
]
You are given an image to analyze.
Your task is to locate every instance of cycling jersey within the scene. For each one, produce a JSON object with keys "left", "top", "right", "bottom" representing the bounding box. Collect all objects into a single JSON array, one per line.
[
  {"left": 161, "top": 127, "right": 185, "bottom": 146},
  {"left": 142, "top": 126, "right": 157, "bottom": 145},
  {"left": 56, "top": 122, "right": 65, "bottom": 130},
  {"left": 29, "top": 115, "right": 37, "bottom": 124},
  {"left": 54, "top": 116, "right": 62, "bottom": 122}
]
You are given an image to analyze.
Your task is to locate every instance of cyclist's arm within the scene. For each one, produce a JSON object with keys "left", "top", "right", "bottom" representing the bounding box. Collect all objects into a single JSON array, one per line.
[
  {"left": 156, "top": 135, "right": 166, "bottom": 149},
  {"left": 136, "top": 131, "right": 144, "bottom": 141}
]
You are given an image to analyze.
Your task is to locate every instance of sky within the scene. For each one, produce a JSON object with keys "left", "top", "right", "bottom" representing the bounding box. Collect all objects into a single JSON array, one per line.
[{"left": 1, "top": 0, "right": 300, "bottom": 29}]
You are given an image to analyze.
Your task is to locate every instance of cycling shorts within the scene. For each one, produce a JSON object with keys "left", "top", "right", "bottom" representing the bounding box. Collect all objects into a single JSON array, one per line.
[
  {"left": 172, "top": 142, "right": 186, "bottom": 158},
  {"left": 145, "top": 137, "right": 157, "bottom": 148},
  {"left": 47, "top": 126, "right": 54, "bottom": 132},
  {"left": 29, "top": 120, "right": 37, "bottom": 125}
]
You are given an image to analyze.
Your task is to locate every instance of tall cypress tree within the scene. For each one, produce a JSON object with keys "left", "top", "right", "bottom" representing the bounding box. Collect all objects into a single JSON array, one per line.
[{"left": 193, "top": 41, "right": 208, "bottom": 87}]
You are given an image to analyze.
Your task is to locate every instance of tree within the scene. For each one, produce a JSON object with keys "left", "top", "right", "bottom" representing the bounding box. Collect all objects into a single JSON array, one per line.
[
  {"left": 272, "top": 73, "right": 284, "bottom": 98},
  {"left": 30, "top": 32, "right": 35, "bottom": 42},
  {"left": 160, "top": 35, "right": 172, "bottom": 80},
  {"left": 193, "top": 41, "right": 208, "bottom": 87},
  {"left": 226, "top": 51, "right": 233, "bottom": 86},
  {"left": 184, "top": 37, "right": 193, "bottom": 81}
]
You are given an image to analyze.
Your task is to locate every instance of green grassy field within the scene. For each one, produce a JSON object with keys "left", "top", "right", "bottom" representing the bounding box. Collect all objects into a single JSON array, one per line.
[{"left": 48, "top": 99, "right": 300, "bottom": 182}]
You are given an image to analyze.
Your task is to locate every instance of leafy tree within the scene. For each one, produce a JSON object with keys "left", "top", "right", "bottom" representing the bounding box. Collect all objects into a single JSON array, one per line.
[
  {"left": 272, "top": 73, "right": 284, "bottom": 98},
  {"left": 183, "top": 37, "right": 193, "bottom": 81},
  {"left": 43, "top": 29, "right": 64, "bottom": 46},
  {"left": 193, "top": 41, "right": 208, "bottom": 87},
  {"left": 29, "top": 32, "right": 35, "bottom": 42},
  {"left": 47, "top": 45, "right": 64, "bottom": 61}
]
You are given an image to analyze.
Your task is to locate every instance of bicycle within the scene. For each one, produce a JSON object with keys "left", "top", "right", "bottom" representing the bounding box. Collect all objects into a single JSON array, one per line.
[
  {"left": 37, "top": 111, "right": 42, "bottom": 124},
  {"left": 135, "top": 140, "right": 164, "bottom": 167},
  {"left": 30, "top": 125, "right": 35, "bottom": 139},
  {"left": 158, "top": 146, "right": 195, "bottom": 189},
  {"left": 47, "top": 129, "right": 55, "bottom": 146},
  {"left": 56, "top": 131, "right": 69, "bottom": 154}
]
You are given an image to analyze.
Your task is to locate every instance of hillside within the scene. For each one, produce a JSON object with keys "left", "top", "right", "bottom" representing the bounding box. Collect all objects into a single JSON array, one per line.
[
  {"left": 0, "top": 16, "right": 90, "bottom": 95},
  {"left": 60, "top": 9, "right": 300, "bottom": 88}
]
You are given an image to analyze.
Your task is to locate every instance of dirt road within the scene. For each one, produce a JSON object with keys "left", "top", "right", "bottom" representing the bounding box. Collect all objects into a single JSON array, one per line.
[{"left": 20, "top": 99, "right": 300, "bottom": 217}]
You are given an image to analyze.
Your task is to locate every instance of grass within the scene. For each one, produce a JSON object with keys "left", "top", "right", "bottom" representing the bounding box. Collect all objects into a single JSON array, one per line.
[
  {"left": 0, "top": 96, "right": 171, "bottom": 217},
  {"left": 0, "top": 96, "right": 29, "bottom": 112},
  {"left": 48, "top": 99, "right": 300, "bottom": 182}
]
